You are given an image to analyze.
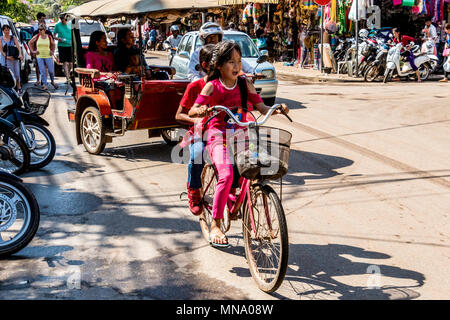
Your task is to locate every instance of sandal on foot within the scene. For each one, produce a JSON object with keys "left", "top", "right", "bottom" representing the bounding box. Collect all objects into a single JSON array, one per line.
[
  {"left": 209, "top": 233, "right": 230, "bottom": 248},
  {"left": 52, "top": 83, "right": 59, "bottom": 89}
]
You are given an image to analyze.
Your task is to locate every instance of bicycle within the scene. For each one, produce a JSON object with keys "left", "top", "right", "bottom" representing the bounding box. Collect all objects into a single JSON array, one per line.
[{"left": 199, "top": 104, "right": 293, "bottom": 293}]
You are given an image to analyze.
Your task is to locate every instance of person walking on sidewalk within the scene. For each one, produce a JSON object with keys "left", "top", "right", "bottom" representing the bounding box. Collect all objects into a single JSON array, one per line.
[
  {"left": 0, "top": 24, "right": 23, "bottom": 93},
  {"left": 440, "top": 23, "right": 450, "bottom": 83},
  {"left": 29, "top": 24, "right": 58, "bottom": 91},
  {"left": 53, "top": 14, "right": 73, "bottom": 84},
  {"left": 31, "top": 12, "right": 52, "bottom": 86}
]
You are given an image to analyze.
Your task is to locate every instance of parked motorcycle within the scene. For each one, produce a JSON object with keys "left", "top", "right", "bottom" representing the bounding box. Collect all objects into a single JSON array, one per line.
[
  {"left": 0, "top": 170, "right": 40, "bottom": 258},
  {"left": 0, "top": 118, "right": 30, "bottom": 175},
  {"left": 0, "top": 85, "right": 55, "bottom": 170},
  {"left": 364, "top": 41, "right": 391, "bottom": 82},
  {"left": 383, "top": 43, "right": 433, "bottom": 83}
]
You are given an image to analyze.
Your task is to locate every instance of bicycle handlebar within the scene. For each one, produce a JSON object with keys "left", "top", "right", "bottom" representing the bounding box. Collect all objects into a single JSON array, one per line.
[{"left": 204, "top": 104, "right": 292, "bottom": 129}]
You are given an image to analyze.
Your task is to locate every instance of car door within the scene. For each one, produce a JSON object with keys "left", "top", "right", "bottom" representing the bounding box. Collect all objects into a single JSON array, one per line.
[{"left": 171, "top": 34, "right": 191, "bottom": 79}]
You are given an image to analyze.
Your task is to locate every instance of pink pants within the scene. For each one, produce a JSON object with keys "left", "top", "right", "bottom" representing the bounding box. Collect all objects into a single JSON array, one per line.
[{"left": 207, "top": 128, "right": 234, "bottom": 220}]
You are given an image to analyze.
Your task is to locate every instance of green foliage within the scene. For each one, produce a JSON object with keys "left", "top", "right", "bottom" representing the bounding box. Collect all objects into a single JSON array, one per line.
[
  {"left": 0, "top": 0, "right": 88, "bottom": 22},
  {"left": 0, "top": 0, "right": 35, "bottom": 23}
]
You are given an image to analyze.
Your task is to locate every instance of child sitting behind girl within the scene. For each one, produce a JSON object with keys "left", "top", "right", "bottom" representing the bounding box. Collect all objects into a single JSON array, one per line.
[
  {"left": 175, "top": 44, "right": 215, "bottom": 216},
  {"left": 189, "top": 41, "right": 289, "bottom": 247}
]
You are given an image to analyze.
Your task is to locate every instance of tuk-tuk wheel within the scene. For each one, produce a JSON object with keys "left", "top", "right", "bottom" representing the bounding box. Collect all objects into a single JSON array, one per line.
[
  {"left": 80, "top": 107, "right": 106, "bottom": 155},
  {"left": 161, "top": 129, "right": 182, "bottom": 146}
]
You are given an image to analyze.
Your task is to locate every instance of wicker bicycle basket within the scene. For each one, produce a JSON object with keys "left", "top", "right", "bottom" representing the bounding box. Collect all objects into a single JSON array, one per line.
[
  {"left": 229, "top": 126, "right": 292, "bottom": 180},
  {"left": 22, "top": 87, "right": 51, "bottom": 115}
]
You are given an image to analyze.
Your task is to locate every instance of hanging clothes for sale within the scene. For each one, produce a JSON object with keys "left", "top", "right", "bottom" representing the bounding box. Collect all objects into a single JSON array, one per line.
[
  {"left": 242, "top": 3, "right": 252, "bottom": 24},
  {"left": 337, "top": 0, "right": 347, "bottom": 34},
  {"left": 349, "top": 0, "right": 368, "bottom": 21},
  {"left": 330, "top": 0, "right": 338, "bottom": 23}
]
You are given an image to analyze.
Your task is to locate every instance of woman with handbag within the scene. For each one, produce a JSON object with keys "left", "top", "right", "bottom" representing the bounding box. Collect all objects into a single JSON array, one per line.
[
  {"left": 29, "top": 23, "right": 58, "bottom": 91},
  {"left": 0, "top": 24, "right": 23, "bottom": 93},
  {"left": 439, "top": 23, "right": 450, "bottom": 83}
]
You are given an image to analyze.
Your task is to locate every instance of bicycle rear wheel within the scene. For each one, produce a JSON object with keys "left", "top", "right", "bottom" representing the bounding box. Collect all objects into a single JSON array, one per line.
[
  {"left": 199, "top": 164, "right": 230, "bottom": 243},
  {"left": 243, "top": 184, "right": 288, "bottom": 293}
]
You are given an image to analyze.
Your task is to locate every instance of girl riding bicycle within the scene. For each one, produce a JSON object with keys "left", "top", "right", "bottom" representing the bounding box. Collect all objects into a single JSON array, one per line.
[{"left": 189, "top": 41, "right": 289, "bottom": 248}]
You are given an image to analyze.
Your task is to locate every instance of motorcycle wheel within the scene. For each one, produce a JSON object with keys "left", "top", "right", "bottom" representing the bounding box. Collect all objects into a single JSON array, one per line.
[
  {"left": 0, "top": 128, "right": 30, "bottom": 175},
  {"left": 16, "top": 123, "right": 56, "bottom": 170},
  {"left": 364, "top": 64, "right": 379, "bottom": 82},
  {"left": 383, "top": 69, "right": 393, "bottom": 84},
  {"left": 0, "top": 175, "right": 40, "bottom": 258},
  {"left": 418, "top": 63, "right": 430, "bottom": 81}
]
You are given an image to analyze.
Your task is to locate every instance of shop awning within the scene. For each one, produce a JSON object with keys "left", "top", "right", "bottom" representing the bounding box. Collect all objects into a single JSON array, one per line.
[
  {"left": 217, "top": 0, "right": 279, "bottom": 4},
  {"left": 67, "top": 0, "right": 224, "bottom": 18}
]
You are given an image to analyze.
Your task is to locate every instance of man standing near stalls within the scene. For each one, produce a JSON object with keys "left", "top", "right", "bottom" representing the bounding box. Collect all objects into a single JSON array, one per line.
[
  {"left": 148, "top": 26, "right": 157, "bottom": 51},
  {"left": 188, "top": 22, "right": 254, "bottom": 82},
  {"left": 53, "top": 14, "right": 72, "bottom": 84},
  {"left": 423, "top": 18, "right": 438, "bottom": 43}
]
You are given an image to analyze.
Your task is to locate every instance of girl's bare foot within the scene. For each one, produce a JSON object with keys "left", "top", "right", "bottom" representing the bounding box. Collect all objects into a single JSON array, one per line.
[{"left": 51, "top": 82, "right": 59, "bottom": 89}]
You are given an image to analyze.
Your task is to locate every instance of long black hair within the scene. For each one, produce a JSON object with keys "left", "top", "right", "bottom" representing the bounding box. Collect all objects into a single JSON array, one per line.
[
  {"left": 198, "top": 44, "right": 215, "bottom": 75},
  {"left": 87, "top": 31, "right": 106, "bottom": 52},
  {"left": 208, "top": 40, "right": 242, "bottom": 82},
  {"left": 117, "top": 28, "right": 130, "bottom": 48}
]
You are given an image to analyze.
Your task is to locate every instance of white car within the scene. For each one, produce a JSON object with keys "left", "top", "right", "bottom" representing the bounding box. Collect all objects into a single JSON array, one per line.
[
  {"left": 170, "top": 30, "right": 278, "bottom": 106},
  {"left": 0, "top": 15, "right": 32, "bottom": 84}
]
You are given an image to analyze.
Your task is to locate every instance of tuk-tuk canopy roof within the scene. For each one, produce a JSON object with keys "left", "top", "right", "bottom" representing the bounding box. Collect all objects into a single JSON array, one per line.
[{"left": 67, "top": 0, "right": 223, "bottom": 18}]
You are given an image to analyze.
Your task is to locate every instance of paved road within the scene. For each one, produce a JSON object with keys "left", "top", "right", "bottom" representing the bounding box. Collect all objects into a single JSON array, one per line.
[{"left": 0, "top": 54, "right": 449, "bottom": 299}]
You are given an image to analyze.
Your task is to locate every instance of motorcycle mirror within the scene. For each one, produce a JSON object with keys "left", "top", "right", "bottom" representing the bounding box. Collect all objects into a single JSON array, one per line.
[{"left": 108, "top": 31, "right": 116, "bottom": 39}]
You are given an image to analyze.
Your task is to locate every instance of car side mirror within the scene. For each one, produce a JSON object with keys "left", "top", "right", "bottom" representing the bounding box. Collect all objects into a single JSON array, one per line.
[
  {"left": 108, "top": 31, "right": 116, "bottom": 40},
  {"left": 257, "top": 54, "right": 268, "bottom": 64},
  {"left": 260, "top": 49, "right": 269, "bottom": 57},
  {"left": 179, "top": 51, "right": 190, "bottom": 59}
]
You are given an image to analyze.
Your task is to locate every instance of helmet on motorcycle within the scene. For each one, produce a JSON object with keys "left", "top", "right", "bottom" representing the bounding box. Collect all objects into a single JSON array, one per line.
[
  {"left": 170, "top": 25, "right": 180, "bottom": 32},
  {"left": 325, "top": 21, "right": 337, "bottom": 34},
  {"left": 358, "top": 29, "right": 369, "bottom": 39},
  {"left": 199, "top": 22, "right": 223, "bottom": 44}
]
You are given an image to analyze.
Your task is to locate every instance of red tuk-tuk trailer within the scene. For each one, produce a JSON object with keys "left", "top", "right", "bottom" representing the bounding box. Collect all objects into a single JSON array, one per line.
[{"left": 66, "top": 0, "right": 223, "bottom": 154}]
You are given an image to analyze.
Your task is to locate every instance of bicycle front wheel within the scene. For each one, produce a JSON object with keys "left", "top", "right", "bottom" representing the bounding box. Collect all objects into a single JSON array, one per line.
[{"left": 243, "top": 184, "right": 289, "bottom": 293}]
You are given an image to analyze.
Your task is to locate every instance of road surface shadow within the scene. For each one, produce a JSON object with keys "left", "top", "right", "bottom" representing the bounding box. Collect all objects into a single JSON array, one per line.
[
  {"left": 227, "top": 242, "right": 424, "bottom": 300},
  {"left": 25, "top": 183, "right": 104, "bottom": 216},
  {"left": 100, "top": 141, "right": 175, "bottom": 163},
  {"left": 21, "top": 160, "right": 103, "bottom": 178},
  {"left": 281, "top": 149, "right": 354, "bottom": 186},
  {"left": 275, "top": 97, "right": 307, "bottom": 110}
]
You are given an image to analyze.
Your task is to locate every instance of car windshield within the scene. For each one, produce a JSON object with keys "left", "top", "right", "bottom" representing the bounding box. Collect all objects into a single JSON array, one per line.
[
  {"left": 80, "top": 21, "right": 103, "bottom": 36},
  {"left": 223, "top": 34, "right": 259, "bottom": 58}
]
